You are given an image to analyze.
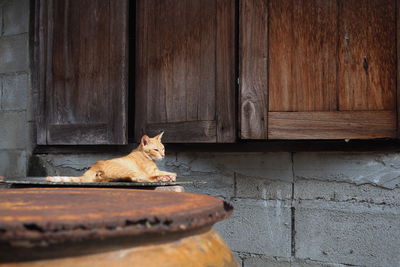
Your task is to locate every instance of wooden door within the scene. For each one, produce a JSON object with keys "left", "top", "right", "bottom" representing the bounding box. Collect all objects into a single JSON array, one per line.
[
  {"left": 240, "top": 0, "right": 397, "bottom": 139},
  {"left": 135, "top": 0, "right": 236, "bottom": 143},
  {"left": 35, "top": 0, "right": 128, "bottom": 145}
]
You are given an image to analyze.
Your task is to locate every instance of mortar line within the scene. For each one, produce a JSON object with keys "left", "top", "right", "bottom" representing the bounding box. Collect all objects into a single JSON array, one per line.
[
  {"left": 290, "top": 206, "right": 296, "bottom": 257},
  {"left": 290, "top": 152, "right": 296, "bottom": 258},
  {"left": 0, "top": 32, "right": 28, "bottom": 38},
  {"left": 1, "top": 6, "right": 3, "bottom": 36},
  {"left": 233, "top": 172, "right": 237, "bottom": 198},
  {"left": 0, "top": 75, "right": 3, "bottom": 110}
]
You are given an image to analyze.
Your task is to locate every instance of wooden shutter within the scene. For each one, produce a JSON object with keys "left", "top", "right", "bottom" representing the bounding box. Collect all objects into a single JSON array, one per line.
[
  {"left": 135, "top": 0, "right": 236, "bottom": 143},
  {"left": 35, "top": 0, "right": 128, "bottom": 145},
  {"left": 240, "top": 0, "right": 397, "bottom": 139}
]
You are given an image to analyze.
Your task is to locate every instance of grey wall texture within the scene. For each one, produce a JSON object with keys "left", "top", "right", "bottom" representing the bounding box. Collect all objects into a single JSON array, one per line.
[
  {"left": 1, "top": 1, "right": 400, "bottom": 266},
  {"left": 30, "top": 152, "right": 400, "bottom": 267},
  {"left": 0, "top": 0, "right": 31, "bottom": 178}
]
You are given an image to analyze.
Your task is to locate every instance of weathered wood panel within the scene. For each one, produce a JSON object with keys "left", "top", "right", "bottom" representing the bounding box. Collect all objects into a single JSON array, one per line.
[
  {"left": 268, "top": 111, "right": 396, "bottom": 139},
  {"left": 35, "top": 0, "right": 49, "bottom": 144},
  {"left": 36, "top": 0, "right": 128, "bottom": 145},
  {"left": 269, "top": 0, "right": 338, "bottom": 112},
  {"left": 135, "top": 0, "right": 236, "bottom": 143},
  {"left": 109, "top": 0, "right": 128, "bottom": 144},
  {"left": 240, "top": 0, "right": 398, "bottom": 140},
  {"left": 134, "top": 0, "right": 149, "bottom": 140},
  {"left": 216, "top": 0, "right": 236, "bottom": 142},
  {"left": 268, "top": 0, "right": 292, "bottom": 112},
  {"left": 398, "top": 0, "right": 400, "bottom": 137},
  {"left": 47, "top": 123, "right": 109, "bottom": 144},
  {"left": 144, "top": 0, "right": 216, "bottom": 124},
  {"left": 239, "top": 0, "right": 268, "bottom": 139},
  {"left": 338, "top": 0, "right": 396, "bottom": 111},
  {"left": 146, "top": 121, "right": 217, "bottom": 143},
  {"left": 198, "top": 1, "right": 217, "bottom": 122}
]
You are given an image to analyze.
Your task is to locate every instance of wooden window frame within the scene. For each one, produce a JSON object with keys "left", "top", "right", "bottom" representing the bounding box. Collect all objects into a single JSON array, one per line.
[
  {"left": 240, "top": 0, "right": 400, "bottom": 140},
  {"left": 32, "top": 0, "right": 400, "bottom": 152},
  {"left": 33, "top": 0, "right": 128, "bottom": 145}
]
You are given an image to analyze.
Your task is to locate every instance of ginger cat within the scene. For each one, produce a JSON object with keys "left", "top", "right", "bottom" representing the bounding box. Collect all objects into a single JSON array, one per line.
[{"left": 46, "top": 132, "right": 177, "bottom": 183}]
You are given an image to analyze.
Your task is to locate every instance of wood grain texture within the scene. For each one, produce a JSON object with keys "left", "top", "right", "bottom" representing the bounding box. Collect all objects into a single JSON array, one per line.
[
  {"left": 146, "top": 121, "right": 217, "bottom": 143},
  {"left": 269, "top": 0, "right": 338, "bottom": 112},
  {"left": 239, "top": 0, "right": 268, "bottom": 139},
  {"left": 338, "top": 0, "right": 396, "bottom": 111},
  {"left": 198, "top": 1, "right": 217, "bottom": 121},
  {"left": 134, "top": 0, "right": 149, "bottom": 141},
  {"left": 398, "top": 0, "right": 400, "bottom": 137},
  {"left": 135, "top": 0, "right": 235, "bottom": 143},
  {"left": 48, "top": 124, "right": 109, "bottom": 145},
  {"left": 268, "top": 0, "right": 292, "bottom": 112},
  {"left": 258, "top": 0, "right": 397, "bottom": 140},
  {"left": 143, "top": 0, "right": 216, "bottom": 124},
  {"left": 268, "top": 111, "right": 396, "bottom": 139},
  {"left": 109, "top": 0, "right": 128, "bottom": 144},
  {"left": 36, "top": 0, "right": 128, "bottom": 145},
  {"left": 35, "top": 0, "right": 49, "bottom": 144},
  {"left": 216, "top": 0, "right": 236, "bottom": 142}
]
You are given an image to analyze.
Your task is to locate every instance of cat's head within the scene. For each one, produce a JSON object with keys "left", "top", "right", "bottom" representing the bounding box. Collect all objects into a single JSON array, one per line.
[{"left": 140, "top": 132, "right": 165, "bottom": 161}]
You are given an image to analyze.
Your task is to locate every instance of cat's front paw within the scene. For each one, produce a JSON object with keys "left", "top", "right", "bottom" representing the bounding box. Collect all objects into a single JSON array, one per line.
[{"left": 155, "top": 174, "right": 176, "bottom": 182}]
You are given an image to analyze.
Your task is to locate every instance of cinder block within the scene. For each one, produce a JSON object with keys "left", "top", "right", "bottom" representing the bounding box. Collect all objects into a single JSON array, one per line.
[
  {"left": 35, "top": 154, "right": 122, "bottom": 176},
  {"left": 177, "top": 151, "right": 293, "bottom": 199},
  {"left": 180, "top": 172, "right": 234, "bottom": 198},
  {"left": 0, "top": 111, "right": 27, "bottom": 149},
  {"left": 243, "top": 256, "right": 290, "bottom": 267},
  {"left": 3, "top": 0, "right": 29, "bottom": 36},
  {"left": 176, "top": 152, "right": 293, "bottom": 181},
  {"left": 0, "top": 150, "right": 26, "bottom": 177},
  {"left": 1, "top": 73, "right": 28, "bottom": 110},
  {"left": 214, "top": 198, "right": 292, "bottom": 257},
  {"left": 236, "top": 173, "right": 292, "bottom": 200},
  {"left": 293, "top": 152, "right": 400, "bottom": 189},
  {"left": 0, "top": 34, "right": 29, "bottom": 73},
  {"left": 295, "top": 200, "right": 400, "bottom": 267},
  {"left": 294, "top": 179, "right": 400, "bottom": 206}
]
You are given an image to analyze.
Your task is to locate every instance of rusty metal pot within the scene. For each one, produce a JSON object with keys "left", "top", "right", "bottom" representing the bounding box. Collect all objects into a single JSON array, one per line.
[{"left": 0, "top": 188, "right": 238, "bottom": 267}]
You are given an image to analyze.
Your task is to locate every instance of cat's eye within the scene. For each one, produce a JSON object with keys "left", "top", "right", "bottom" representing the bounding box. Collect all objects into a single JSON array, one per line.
[{"left": 154, "top": 149, "right": 159, "bottom": 152}]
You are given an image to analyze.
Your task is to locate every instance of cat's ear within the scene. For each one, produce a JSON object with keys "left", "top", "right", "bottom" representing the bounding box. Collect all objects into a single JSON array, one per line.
[
  {"left": 141, "top": 135, "right": 150, "bottom": 146},
  {"left": 155, "top": 131, "right": 164, "bottom": 140}
]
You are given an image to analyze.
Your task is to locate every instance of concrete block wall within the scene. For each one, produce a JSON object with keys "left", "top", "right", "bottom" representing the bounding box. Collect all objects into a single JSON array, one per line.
[
  {"left": 0, "top": 0, "right": 31, "bottom": 178},
  {"left": 33, "top": 151, "right": 400, "bottom": 267}
]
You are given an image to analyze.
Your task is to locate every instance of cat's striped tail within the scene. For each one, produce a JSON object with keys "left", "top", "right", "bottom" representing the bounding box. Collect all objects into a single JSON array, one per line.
[{"left": 45, "top": 176, "right": 84, "bottom": 182}]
